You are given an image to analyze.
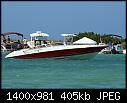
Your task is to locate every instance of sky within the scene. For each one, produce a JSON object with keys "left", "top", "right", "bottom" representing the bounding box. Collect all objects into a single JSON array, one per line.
[{"left": 1, "top": 1, "right": 126, "bottom": 40}]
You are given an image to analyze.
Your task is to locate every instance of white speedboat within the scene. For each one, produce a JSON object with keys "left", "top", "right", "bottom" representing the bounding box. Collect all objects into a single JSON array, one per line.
[
  {"left": 1, "top": 32, "right": 24, "bottom": 52},
  {"left": 5, "top": 31, "right": 107, "bottom": 59}
]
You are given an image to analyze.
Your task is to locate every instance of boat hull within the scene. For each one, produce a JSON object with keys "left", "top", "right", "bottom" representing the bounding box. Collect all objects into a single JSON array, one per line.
[
  {"left": 58, "top": 52, "right": 98, "bottom": 60},
  {"left": 5, "top": 45, "right": 107, "bottom": 59}
]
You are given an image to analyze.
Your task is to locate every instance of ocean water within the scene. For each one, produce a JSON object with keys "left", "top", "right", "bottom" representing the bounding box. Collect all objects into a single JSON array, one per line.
[{"left": 1, "top": 53, "right": 126, "bottom": 89}]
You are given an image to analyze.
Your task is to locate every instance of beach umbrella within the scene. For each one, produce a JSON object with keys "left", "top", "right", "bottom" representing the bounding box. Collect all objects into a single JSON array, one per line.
[{"left": 73, "top": 37, "right": 97, "bottom": 45}]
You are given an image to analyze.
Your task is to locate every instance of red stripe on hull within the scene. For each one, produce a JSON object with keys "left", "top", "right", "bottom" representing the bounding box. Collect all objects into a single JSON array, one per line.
[{"left": 14, "top": 46, "right": 106, "bottom": 59}]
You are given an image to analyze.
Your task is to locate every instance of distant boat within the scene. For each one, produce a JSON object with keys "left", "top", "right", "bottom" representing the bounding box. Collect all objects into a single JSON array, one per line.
[
  {"left": 99, "top": 34, "right": 124, "bottom": 54},
  {"left": 99, "top": 43, "right": 123, "bottom": 54},
  {"left": 5, "top": 31, "right": 107, "bottom": 59},
  {"left": 1, "top": 32, "right": 24, "bottom": 52}
]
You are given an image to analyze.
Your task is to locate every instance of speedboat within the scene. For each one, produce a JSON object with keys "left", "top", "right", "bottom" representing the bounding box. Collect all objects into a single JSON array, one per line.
[
  {"left": 1, "top": 32, "right": 24, "bottom": 52},
  {"left": 100, "top": 43, "right": 123, "bottom": 54},
  {"left": 5, "top": 31, "right": 108, "bottom": 59},
  {"left": 98, "top": 34, "right": 124, "bottom": 54}
]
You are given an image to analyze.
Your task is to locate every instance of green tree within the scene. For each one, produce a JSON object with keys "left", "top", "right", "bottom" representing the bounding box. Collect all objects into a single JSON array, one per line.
[
  {"left": 122, "top": 41, "right": 126, "bottom": 49},
  {"left": 73, "top": 32, "right": 124, "bottom": 45}
]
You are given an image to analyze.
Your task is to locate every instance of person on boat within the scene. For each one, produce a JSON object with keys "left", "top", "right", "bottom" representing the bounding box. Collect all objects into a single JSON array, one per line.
[
  {"left": 23, "top": 38, "right": 28, "bottom": 48},
  {"left": 43, "top": 40, "right": 47, "bottom": 44},
  {"left": 17, "top": 40, "right": 23, "bottom": 50},
  {"left": 7, "top": 36, "right": 11, "bottom": 43},
  {"left": 111, "top": 45, "right": 116, "bottom": 54},
  {"left": 34, "top": 39, "right": 37, "bottom": 47},
  {"left": 3, "top": 38, "right": 7, "bottom": 44}
]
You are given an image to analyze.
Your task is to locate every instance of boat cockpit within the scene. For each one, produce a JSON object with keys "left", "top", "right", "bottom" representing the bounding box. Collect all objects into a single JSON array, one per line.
[{"left": 27, "top": 31, "right": 50, "bottom": 48}]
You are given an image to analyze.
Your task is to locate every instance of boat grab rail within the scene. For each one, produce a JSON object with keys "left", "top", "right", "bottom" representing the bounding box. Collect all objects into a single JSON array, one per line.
[{"left": 23, "top": 49, "right": 40, "bottom": 54}]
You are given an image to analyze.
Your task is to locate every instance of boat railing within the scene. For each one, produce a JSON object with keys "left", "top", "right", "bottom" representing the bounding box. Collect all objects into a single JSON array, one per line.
[{"left": 23, "top": 49, "right": 40, "bottom": 54}]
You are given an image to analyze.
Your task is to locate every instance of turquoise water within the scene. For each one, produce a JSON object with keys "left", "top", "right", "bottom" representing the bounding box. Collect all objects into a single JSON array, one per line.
[{"left": 1, "top": 53, "right": 126, "bottom": 89}]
